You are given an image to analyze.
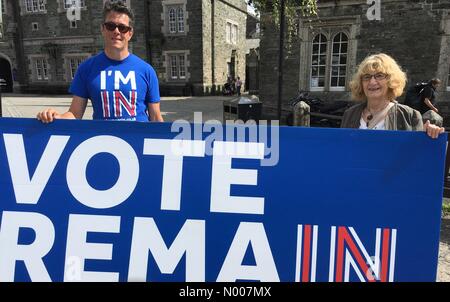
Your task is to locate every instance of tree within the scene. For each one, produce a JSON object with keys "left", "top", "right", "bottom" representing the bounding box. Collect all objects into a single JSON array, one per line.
[
  {"left": 247, "top": 0, "right": 318, "bottom": 44},
  {"left": 247, "top": 0, "right": 318, "bottom": 121}
]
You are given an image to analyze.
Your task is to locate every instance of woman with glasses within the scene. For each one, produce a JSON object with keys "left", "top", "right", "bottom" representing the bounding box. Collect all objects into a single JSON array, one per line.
[{"left": 341, "top": 53, "right": 443, "bottom": 138}]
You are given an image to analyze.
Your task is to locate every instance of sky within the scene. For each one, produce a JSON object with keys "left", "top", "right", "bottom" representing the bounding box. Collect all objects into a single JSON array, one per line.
[{"left": 247, "top": 2, "right": 257, "bottom": 16}]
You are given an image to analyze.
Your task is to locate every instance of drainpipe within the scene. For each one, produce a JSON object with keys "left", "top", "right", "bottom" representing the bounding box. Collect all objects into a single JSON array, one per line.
[
  {"left": 11, "top": 0, "right": 28, "bottom": 90},
  {"left": 277, "top": 0, "right": 285, "bottom": 121},
  {"left": 144, "top": 0, "right": 152, "bottom": 64}
]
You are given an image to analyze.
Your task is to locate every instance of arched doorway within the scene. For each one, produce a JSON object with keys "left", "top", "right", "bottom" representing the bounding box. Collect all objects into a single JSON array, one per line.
[{"left": 0, "top": 57, "right": 13, "bottom": 93}]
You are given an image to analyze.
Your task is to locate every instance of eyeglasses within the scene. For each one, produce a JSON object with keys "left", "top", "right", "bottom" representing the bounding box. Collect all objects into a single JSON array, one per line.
[
  {"left": 361, "top": 73, "right": 388, "bottom": 82},
  {"left": 103, "top": 22, "right": 132, "bottom": 34}
]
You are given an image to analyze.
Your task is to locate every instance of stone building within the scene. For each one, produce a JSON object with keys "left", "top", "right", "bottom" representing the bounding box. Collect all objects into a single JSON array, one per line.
[
  {"left": 259, "top": 0, "right": 450, "bottom": 123},
  {"left": 245, "top": 12, "right": 259, "bottom": 94},
  {"left": 0, "top": 0, "right": 248, "bottom": 95},
  {"left": 149, "top": 0, "right": 248, "bottom": 96}
]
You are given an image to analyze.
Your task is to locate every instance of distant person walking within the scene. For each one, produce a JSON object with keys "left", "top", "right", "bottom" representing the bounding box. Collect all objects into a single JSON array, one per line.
[
  {"left": 236, "top": 77, "right": 243, "bottom": 96},
  {"left": 418, "top": 78, "right": 441, "bottom": 115}
]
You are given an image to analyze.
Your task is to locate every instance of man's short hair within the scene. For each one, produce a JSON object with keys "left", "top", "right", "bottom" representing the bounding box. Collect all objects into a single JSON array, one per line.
[
  {"left": 430, "top": 78, "right": 442, "bottom": 86},
  {"left": 103, "top": 0, "right": 134, "bottom": 26}
]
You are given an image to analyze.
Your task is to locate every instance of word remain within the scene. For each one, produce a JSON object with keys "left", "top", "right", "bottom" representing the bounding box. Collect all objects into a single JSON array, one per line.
[{"left": 0, "top": 212, "right": 396, "bottom": 282}]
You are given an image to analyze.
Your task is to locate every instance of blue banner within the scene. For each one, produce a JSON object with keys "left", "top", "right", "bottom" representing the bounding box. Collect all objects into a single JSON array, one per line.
[{"left": 0, "top": 118, "right": 446, "bottom": 282}]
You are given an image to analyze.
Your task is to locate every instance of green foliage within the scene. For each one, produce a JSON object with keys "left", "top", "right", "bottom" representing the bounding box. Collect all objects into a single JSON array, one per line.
[
  {"left": 248, "top": 0, "right": 318, "bottom": 53},
  {"left": 443, "top": 200, "right": 450, "bottom": 217}
]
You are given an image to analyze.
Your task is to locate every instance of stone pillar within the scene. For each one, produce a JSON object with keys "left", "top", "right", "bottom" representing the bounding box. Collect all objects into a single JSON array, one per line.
[
  {"left": 293, "top": 101, "right": 310, "bottom": 127},
  {"left": 422, "top": 110, "right": 443, "bottom": 127}
]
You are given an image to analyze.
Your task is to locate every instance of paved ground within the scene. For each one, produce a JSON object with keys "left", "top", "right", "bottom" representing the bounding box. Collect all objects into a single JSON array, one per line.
[
  {"left": 0, "top": 94, "right": 233, "bottom": 122},
  {"left": 438, "top": 214, "right": 450, "bottom": 281},
  {"left": 1, "top": 94, "right": 449, "bottom": 282}
]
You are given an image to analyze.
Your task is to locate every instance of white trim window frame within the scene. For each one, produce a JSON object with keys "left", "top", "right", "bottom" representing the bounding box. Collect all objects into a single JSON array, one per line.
[
  {"left": 32, "top": 22, "right": 39, "bottom": 31},
  {"left": 310, "top": 33, "right": 327, "bottom": 91},
  {"left": 310, "top": 31, "right": 349, "bottom": 92},
  {"left": 169, "top": 53, "right": 187, "bottom": 80},
  {"left": 1, "top": 0, "right": 6, "bottom": 15},
  {"left": 447, "top": 63, "right": 450, "bottom": 91},
  {"left": 162, "top": 0, "right": 188, "bottom": 36},
  {"left": 177, "top": 7, "right": 184, "bottom": 33},
  {"left": 63, "top": 0, "right": 85, "bottom": 9},
  {"left": 25, "top": 0, "right": 46, "bottom": 13},
  {"left": 169, "top": 7, "right": 177, "bottom": 33},
  {"left": 226, "top": 20, "right": 238, "bottom": 45},
  {"left": 329, "top": 32, "right": 348, "bottom": 91},
  {"left": 63, "top": 53, "right": 89, "bottom": 82},
  {"left": 231, "top": 24, "right": 238, "bottom": 44},
  {"left": 167, "top": 5, "right": 185, "bottom": 34},
  {"left": 69, "top": 57, "right": 83, "bottom": 79},
  {"left": 35, "top": 57, "right": 49, "bottom": 81}
]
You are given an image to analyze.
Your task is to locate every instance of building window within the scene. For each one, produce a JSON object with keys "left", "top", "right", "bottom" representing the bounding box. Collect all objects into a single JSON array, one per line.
[
  {"left": 310, "top": 32, "right": 349, "bottom": 91},
  {"left": 70, "top": 20, "right": 77, "bottom": 28},
  {"left": 166, "top": 52, "right": 188, "bottom": 81},
  {"left": 447, "top": 64, "right": 450, "bottom": 91},
  {"left": 169, "top": 54, "right": 187, "bottom": 80},
  {"left": 69, "top": 57, "right": 83, "bottom": 79},
  {"left": 231, "top": 24, "right": 237, "bottom": 44},
  {"left": 25, "top": 0, "right": 46, "bottom": 12},
  {"left": 64, "top": 0, "right": 85, "bottom": 9},
  {"left": 170, "top": 55, "right": 177, "bottom": 78},
  {"left": 32, "top": 22, "right": 39, "bottom": 31},
  {"left": 63, "top": 0, "right": 85, "bottom": 9},
  {"left": 1, "top": 0, "right": 6, "bottom": 14},
  {"left": 177, "top": 7, "right": 184, "bottom": 33},
  {"left": 330, "top": 33, "right": 348, "bottom": 89},
  {"left": 35, "top": 58, "right": 48, "bottom": 80},
  {"left": 167, "top": 6, "right": 185, "bottom": 34},
  {"left": 226, "top": 22, "right": 238, "bottom": 45},
  {"left": 310, "top": 34, "right": 327, "bottom": 89},
  {"left": 162, "top": 1, "right": 188, "bottom": 36},
  {"left": 169, "top": 8, "right": 176, "bottom": 33},
  {"left": 178, "top": 55, "right": 186, "bottom": 79}
]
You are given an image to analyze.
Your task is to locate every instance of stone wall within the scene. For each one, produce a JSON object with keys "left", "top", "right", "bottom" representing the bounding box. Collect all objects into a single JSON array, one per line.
[
  {"left": 0, "top": 0, "right": 19, "bottom": 91},
  {"left": 212, "top": 0, "right": 247, "bottom": 93},
  {"left": 259, "top": 0, "right": 450, "bottom": 120},
  {"left": 6, "top": 0, "right": 149, "bottom": 93},
  {"left": 3, "top": 0, "right": 249, "bottom": 96}
]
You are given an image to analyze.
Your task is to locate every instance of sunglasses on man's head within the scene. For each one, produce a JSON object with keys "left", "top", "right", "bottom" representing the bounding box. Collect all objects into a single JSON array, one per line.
[{"left": 103, "top": 22, "right": 132, "bottom": 33}]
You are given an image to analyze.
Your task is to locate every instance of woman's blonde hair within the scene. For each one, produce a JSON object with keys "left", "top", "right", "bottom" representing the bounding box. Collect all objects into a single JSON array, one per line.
[{"left": 350, "top": 53, "right": 407, "bottom": 101}]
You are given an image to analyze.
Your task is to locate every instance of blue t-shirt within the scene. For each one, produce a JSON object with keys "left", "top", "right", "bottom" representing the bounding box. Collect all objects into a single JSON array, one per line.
[{"left": 69, "top": 52, "right": 160, "bottom": 122}]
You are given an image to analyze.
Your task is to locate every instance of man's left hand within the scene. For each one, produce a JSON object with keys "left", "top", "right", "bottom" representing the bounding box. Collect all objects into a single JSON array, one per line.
[{"left": 424, "top": 120, "right": 445, "bottom": 139}]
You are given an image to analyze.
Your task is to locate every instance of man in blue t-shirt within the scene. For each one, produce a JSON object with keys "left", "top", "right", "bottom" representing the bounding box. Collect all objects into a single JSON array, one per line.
[{"left": 37, "top": 0, "right": 163, "bottom": 123}]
